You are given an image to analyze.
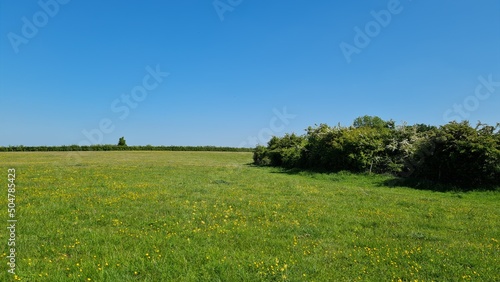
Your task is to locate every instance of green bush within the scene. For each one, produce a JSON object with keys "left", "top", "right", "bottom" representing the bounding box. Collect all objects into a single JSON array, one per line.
[
  {"left": 413, "top": 121, "right": 500, "bottom": 188},
  {"left": 253, "top": 116, "right": 499, "bottom": 189}
]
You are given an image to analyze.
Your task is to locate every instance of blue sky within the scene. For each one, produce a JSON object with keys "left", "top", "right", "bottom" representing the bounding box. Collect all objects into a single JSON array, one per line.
[{"left": 1, "top": 0, "right": 499, "bottom": 147}]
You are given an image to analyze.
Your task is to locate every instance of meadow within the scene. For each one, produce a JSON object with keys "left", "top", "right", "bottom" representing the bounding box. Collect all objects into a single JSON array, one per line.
[{"left": 1, "top": 151, "right": 499, "bottom": 281}]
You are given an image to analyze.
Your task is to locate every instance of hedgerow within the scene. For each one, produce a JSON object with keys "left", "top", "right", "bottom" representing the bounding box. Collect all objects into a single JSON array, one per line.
[{"left": 254, "top": 116, "right": 500, "bottom": 189}]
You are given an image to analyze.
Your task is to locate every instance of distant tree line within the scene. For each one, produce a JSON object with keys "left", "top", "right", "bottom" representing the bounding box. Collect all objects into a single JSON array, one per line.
[
  {"left": 0, "top": 145, "right": 252, "bottom": 152},
  {"left": 253, "top": 116, "right": 500, "bottom": 189}
]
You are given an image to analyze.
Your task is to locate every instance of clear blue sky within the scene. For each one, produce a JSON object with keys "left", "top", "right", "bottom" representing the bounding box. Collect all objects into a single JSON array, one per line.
[{"left": 1, "top": 0, "right": 499, "bottom": 147}]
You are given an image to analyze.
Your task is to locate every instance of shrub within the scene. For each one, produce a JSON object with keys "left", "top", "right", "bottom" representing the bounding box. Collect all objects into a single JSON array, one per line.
[
  {"left": 413, "top": 121, "right": 500, "bottom": 188},
  {"left": 253, "top": 117, "right": 499, "bottom": 189}
]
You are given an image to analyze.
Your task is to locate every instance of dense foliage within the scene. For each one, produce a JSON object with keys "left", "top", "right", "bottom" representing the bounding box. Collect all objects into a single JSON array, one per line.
[
  {"left": 0, "top": 145, "right": 252, "bottom": 152},
  {"left": 117, "top": 137, "right": 127, "bottom": 146},
  {"left": 254, "top": 116, "right": 500, "bottom": 189}
]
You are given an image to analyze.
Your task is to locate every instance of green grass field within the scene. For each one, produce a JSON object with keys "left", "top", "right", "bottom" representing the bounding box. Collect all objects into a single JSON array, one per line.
[{"left": 1, "top": 151, "right": 499, "bottom": 281}]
